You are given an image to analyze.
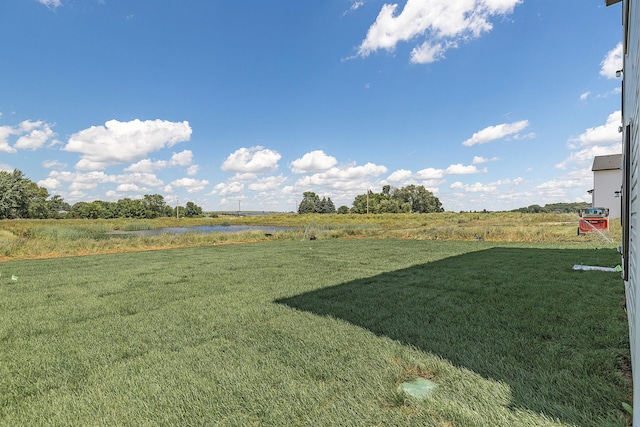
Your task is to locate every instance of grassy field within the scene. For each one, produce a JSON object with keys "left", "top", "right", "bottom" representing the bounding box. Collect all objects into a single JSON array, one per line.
[
  {"left": 0, "top": 212, "right": 623, "bottom": 260},
  {"left": 0, "top": 238, "right": 630, "bottom": 426}
]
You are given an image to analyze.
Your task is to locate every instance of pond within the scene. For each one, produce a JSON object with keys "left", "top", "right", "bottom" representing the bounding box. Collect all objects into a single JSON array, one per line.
[{"left": 106, "top": 225, "right": 293, "bottom": 236}]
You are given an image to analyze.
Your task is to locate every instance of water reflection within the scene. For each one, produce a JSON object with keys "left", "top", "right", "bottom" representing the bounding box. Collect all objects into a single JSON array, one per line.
[{"left": 106, "top": 225, "right": 292, "bottom": 236}]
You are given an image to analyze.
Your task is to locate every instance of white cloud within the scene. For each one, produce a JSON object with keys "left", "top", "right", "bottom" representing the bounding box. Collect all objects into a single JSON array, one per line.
[
  {"left": 410, "top": 41, "right": 449, "bottom": 64},
  {"left": 36, "top": 0, "right": 61, "bottom": 9},
  {"left": 290, "top": 150, "right": 338, "bottom": 173},
  {"left": 445, "top": 163, "right": 485, "bottom": 175},
  {"left": 462, "top": 120, "right": 530, "bottom": 146},
  {"left": 170, "top": 150, "right": 193, "bottom": 166},
  {"left": 556, "top": 144, "right": 622, "bottom": 170},
  {"left": 212, "top": 181, "right": 245, "bottom": 197},
  {"left": 0, "top": 126, "right": 18, "bottom": 153},
  {"left": 472, "top": 156, "right": 499, "bottom": 164},
  {"left": 357, "top": 0, "right": 521, "bottom": 63},
  {"left": 221, "top": 146, "right": 281, "bottom": 173},
  {"left": 600, "top": 43, "right": 623, "bottom": 79},
  {"left": 64, "top": 119, "right": 192, "bottom": 170},
  {"left": 415, "top": 167, "right": 444, "bottom": 179},
  {"left": 344, "top": 1, "right": 364, "bottom": 15},
  {"left": 387, "top": 169, "right": 414, "bottom": 182},
  {"left": 570, "top": 110, "right": 621, "bottom": 147},
  {"left": 117, "top": 183, "right": 145, "bottom": 192},
  {"left": 125, "top": 150, "right": 194, "bottom": 173},
  {"left": 248, "top": 175, "right": 287, "bottom": 191},
  {"left": 170, "top": 178, "right": 210, "bottom": 193},
  {"left": 580, "top": 92, "right": 591, "bottom": 102},
  {"left": 450, "top": 181, "right": 498, "bottom": 193},
  {"left": 42, "top": 160, "right": 67, "bottom": 169},
  {"left": 0, "top": 120, "right": 56, "bottom": 153},
  {"left": 295, "top": 162, "right": 387, "bottom": 192},
  {"left": 118, "top": 173, "right": 164, "bottom": 188},
  {"left": 38, "top": 177, "right": 61, "bottom": 189},
  {"left": 186, "top": 165, "right": 200, "bottom": 176}
]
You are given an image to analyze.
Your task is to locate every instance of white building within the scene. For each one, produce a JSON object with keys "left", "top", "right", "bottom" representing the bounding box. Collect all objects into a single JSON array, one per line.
[
  {"left": 591, "top": 154, "right": 622, "bottom": 219},
  {"left": 607, "top": 0, "right": 639, "bottom": 424}
]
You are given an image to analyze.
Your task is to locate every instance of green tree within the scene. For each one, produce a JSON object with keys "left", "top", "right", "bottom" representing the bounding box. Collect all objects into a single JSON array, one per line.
[
  {"left": 337, "top": 205, "right": 350, "bottom": 214},
  {"left": 143, "top": 194, "right": 167, "bottom": 218},
  {"left": 0, "top": 169, "right": 29, "bottom": 219},
  {"left": 298, "top": 191, "right": 321, "bottom": 214},
  {"left": 184, "top": 201, "right": 203, "bottom": 217},
  {"left": 319, "top": 197, "right": 336, "bottom": 214},
  {"left": 116, "top": 198, "right": 146, "bottom": 218},
  {"left": 391, "top": 185, "right": 443, "bottom": 213},
  {"left": 25, "top": 181, "right": 50, "bottom": 219}
]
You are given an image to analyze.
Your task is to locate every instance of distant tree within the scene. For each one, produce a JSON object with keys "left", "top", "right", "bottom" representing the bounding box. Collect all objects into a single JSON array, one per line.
[
  {"left": 337, "top": 205, "right": 350, "bottom": 214},
  {"left": 116, "top": 198, "right": 146, "bottom": 218},
  {"left": 25, "top": 181, "right": 50, "bottom": 219},
  {"left": 184, "top": 201, "right": 203, "bottom": 217},
  {"left": 0, "top": 169, "right": 29, "bottom": 219},
  {"left": 298, "top": 192, "right": 320, "bottom": 214},
  {"left": 319, "top": 197, "right": 336, "bottom": 214},
  {"left": 143, "top": 194, "right": 167, "bottom": 218},
  {"left": 0, "top": 169, "right": 66, "bottom": 219},
  {"left": 391, "top": 185, "right": 443, "bottom": 213}
]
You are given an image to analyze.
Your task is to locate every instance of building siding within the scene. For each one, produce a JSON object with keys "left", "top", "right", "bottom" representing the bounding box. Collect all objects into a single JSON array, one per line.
[
  {"left": 593, "top": 168, "right": 622, "bottom": 218},
  {"left": 619, "top": 0, "right": 640, "bottom": 424}
]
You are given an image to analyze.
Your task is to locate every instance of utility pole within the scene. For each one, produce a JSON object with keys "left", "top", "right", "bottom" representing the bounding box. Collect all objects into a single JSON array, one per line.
[{"left": 366, "top": 189, "right": 369, "bottom": 214}]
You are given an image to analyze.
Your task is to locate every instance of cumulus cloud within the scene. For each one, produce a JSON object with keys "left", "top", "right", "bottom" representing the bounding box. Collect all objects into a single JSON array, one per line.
[
  {"left": 248, "top": 175, "right": 287, "bottom": 192},
  {"left": 450, "top": 181, "right": 498, "bottom": 193},
  {"left": 445, "top": 163, "right": 486, "bottom": 175},
  {"left": 462, "top": 120, "right": 530, "bottom": 146},
  {"left": 415, "top": 167, "right": 444, "bottom": 180},
  {"left": 600, "top": 43, "right": 623, "bottom": 79},
  {"left": 0, "top": 126, "right": 17, "bottom": 153},
  {"left": 211, "top": 181, "right": 245, "bottom": 197},
  {"left": 170, "top": 177, "right": 210, "bottom": 193},
  {"left": 569, "top": 110, "right": 621, "bottom": 147},
  {"left": 356, "top": 0, "right": 521, "bottom": 64},
  {"left": 472, "top": 156, "right": 499, "bottom": 164},
  {"left": 0, "top": 120, "right": 57, "bottom": 153},
  {"left": 290, "top": 150, "right": 338, "bottom": 174},
  {"left": 125, "top": 150, "right": 195, "bottom": 173},
  {"left": 387, "top": 169, "right": 414, "bottom": 182},
  {"left": 295, "top": 162, "right": 388, "bottom": 190},
  {"left": 556, "top": 144, "right": 622, "bottom": 170},
  {"left": 117, "top": 183, "right": 145, "bottom": 193},
  {"left": 64, "top": 119, "right": 192, "bottom": 170},
  {"left": 221, "top": 146, "right": 281, "bottom": 173}
]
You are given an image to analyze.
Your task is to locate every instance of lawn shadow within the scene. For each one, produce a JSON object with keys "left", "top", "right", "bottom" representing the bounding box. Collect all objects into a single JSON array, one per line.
[{"left": 276, "top": 247, "right": 629, "bottom": 425}]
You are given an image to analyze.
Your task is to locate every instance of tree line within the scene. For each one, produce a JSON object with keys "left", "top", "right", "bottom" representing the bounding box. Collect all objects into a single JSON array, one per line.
[
  {"left": 0, "top": 169, "right": 203, "bottom": 219},
  {"left": 298, "top": 185, "right": 444, "bottom": 214}
]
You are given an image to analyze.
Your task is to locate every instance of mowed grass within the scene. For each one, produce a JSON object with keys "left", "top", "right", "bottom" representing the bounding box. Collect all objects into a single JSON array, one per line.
[{"left": 0, "top": 239, "right": 630, "bottom": 426}]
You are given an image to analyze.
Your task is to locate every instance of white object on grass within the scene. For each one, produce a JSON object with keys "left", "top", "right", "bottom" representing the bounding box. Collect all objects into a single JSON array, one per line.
[{"left": 572, "top": 264, "right": 619, "bottom": 272}]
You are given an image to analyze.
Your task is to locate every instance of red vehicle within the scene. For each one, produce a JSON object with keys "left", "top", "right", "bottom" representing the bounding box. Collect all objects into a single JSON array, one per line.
[{"left": 578, "top": 207, "right": 609, "bottom": 235}]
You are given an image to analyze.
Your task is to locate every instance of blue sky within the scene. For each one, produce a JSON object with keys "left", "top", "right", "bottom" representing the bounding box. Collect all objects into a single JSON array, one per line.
[{"left": 0, "top": 0, "right": 624, "bottom": 212}]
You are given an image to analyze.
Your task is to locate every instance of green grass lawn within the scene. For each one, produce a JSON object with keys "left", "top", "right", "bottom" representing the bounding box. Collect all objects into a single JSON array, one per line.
[{"left": 0, "top": 239, "right": 630, "bottom": 426}]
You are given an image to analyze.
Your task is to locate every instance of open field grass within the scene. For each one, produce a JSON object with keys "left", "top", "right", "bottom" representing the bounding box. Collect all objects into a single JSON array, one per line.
[
  {"left": 0, "top": 212, "right": 622, "bottom": 261},
  {"left": 0, "top": 239, "right": 630, "bottom": 426}
]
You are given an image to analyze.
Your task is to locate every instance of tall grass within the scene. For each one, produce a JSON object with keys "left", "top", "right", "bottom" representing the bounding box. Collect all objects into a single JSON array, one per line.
[{"left": 0, "top": 213, "right": 621, "bottom": 261}]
